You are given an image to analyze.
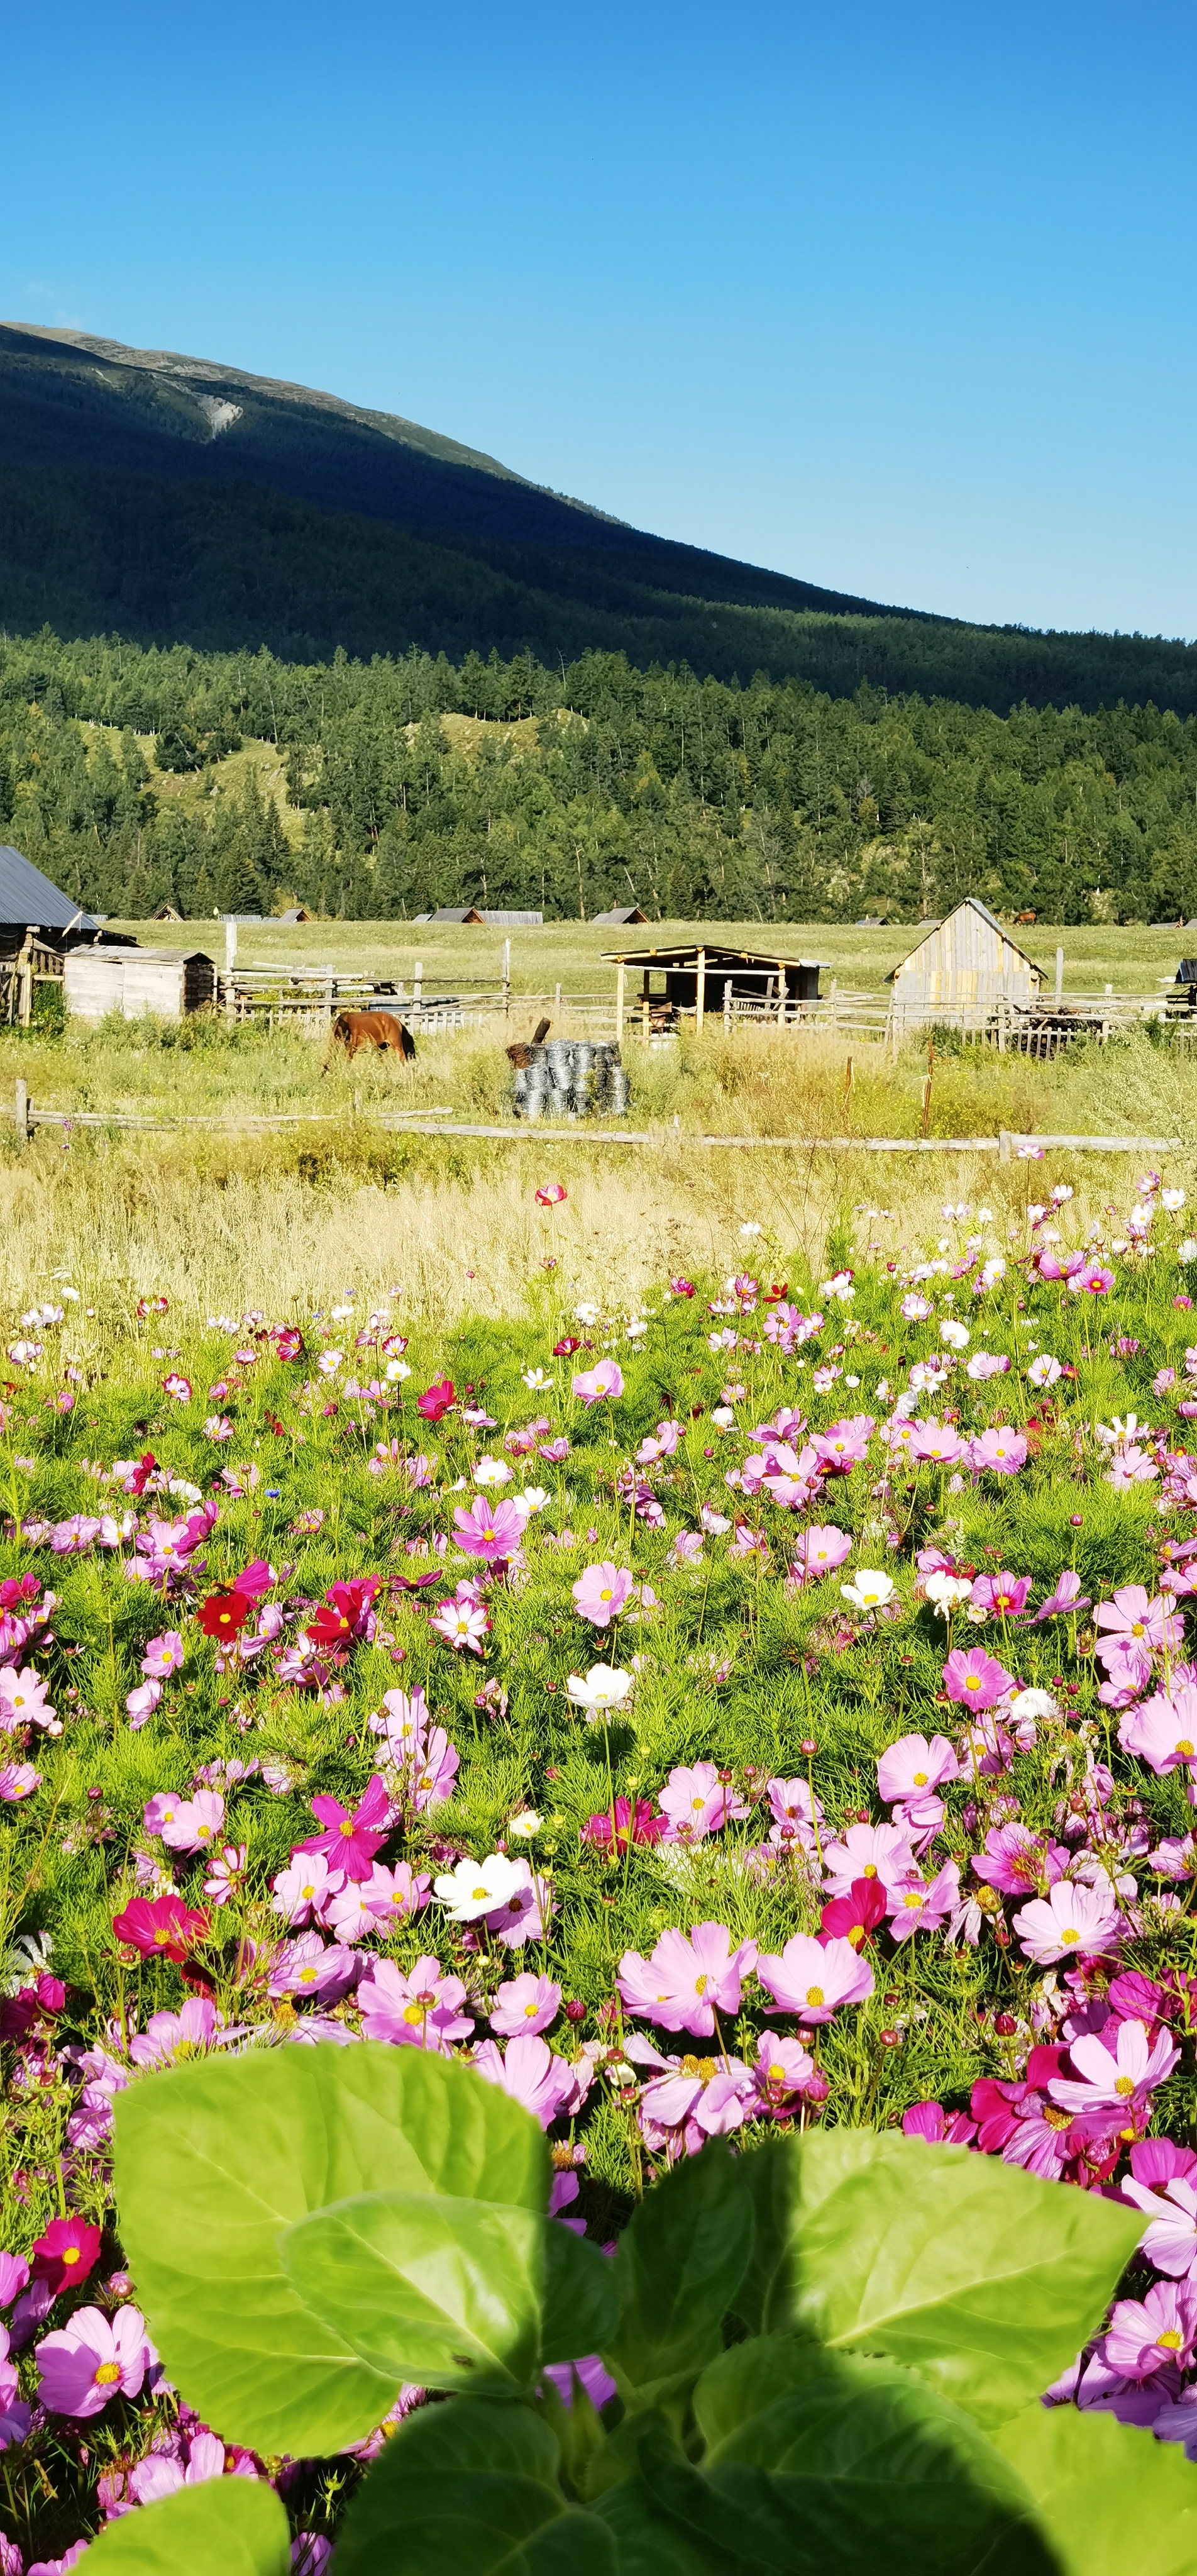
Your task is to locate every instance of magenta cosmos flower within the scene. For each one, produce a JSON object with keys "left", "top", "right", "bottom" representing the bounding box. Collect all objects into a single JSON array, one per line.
[
  {"left": 299, "top": 1775, "right": 389, "bottom": 1881},
  {"left": 942, "top": 1646, "right": 1014, "bottom": 1710},
  {"left": 617, "top": 1922, "right": 758, "bottom": 2037},
  {"left": 30, "top": 2218, "right": 101, "bottom": 2300},
  {"left": 756, "top": 1932, "right": 874, "bottom": 2023},
  {"left": 571, "top": 1360, "right": 624, "bottom": 1406},
  {"left": 36, "top": 2306, "right": 152, "bottom": 2416},
  {"left": 453, "top": 1497, "right": 523, "bottom": 1563},
  {"left": 572, "top": 1562, "right": 634, "bottom": 1628}
]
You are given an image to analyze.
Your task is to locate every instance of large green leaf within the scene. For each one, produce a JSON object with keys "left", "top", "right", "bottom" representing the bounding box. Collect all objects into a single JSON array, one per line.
[
  {"left": 993, "top": 2400, "right": 1197, "bottom": 2576},
  {"left": 79, "top": 2476, "right": 290, "bottom": 2572},
  {"left": 332, "top": 2394, "right": 617, "bottom": 2576},
  {"left": 602, "top": 2142, "right": 754, "bottom": 2412},
  {"left": 687, "top": 2341, "right": 1054, "bottom": 2574},
  {"left": 736, "top": 2129, "right": 1140, "bottom": 2426},
  {"left": 113, "top": 2042, "right": 549, "bottom": 2456},
  {"left": 280, "top": 2189, "right": 620, "bottom": 2392}
]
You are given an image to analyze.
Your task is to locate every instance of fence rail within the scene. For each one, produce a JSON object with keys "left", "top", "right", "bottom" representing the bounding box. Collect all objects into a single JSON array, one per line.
[{"left": 2, "top": 1081, "right": 1186, "bottom": 1156}]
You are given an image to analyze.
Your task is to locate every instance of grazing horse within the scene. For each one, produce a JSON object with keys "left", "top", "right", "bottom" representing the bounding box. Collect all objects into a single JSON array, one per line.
[{"left": 323, "top": 1009, "right": 416, "bottom": 1069}]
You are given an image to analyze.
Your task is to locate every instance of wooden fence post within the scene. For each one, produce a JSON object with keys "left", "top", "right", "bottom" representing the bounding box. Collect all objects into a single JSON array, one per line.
[
  {"left": 998, "top": 1128, "right": 1012, "bottom": 1162},
  {"left": 615, "top": 961, "right": 626, "bottom": 1043},
  {"left": 1055, "top": 947, "right": 1064, "bottom": 1007},
  {"left": 502, "top": 938, "right": 510, "bottom": 1018},
  {"left": 14, "top": 1079, "right": 29, "bottom": 1143},
  {"left": 695, "top": 948, "right": 707, "bottom": 1035},
  {"left": 723, "top": 977, "right": 732, "bottom": 1035}
]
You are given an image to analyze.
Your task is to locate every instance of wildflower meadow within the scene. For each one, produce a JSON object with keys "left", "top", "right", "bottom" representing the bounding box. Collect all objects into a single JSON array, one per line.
[{"left": 7, "top": 1169, "right": 1197, "bottom": 2563}]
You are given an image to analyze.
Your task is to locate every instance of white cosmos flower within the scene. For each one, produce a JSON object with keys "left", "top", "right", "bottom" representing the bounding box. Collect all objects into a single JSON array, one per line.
[
  {"left": 924, "top": 1571, "right": 973, "bottom": 1616},
  {"left": 509, "top": 1809, "right": 542, "bottom": 1838},
  {"left": 512, "top": 1485, "right": 550, "bottom": 1519},
  {"left": 522, "top": 1367, "right": 553, "bottom": 1390},
  {"left": 1179, "top": 1240, "right": 1197, "bottom": 1265},
  {"left": 841, "top": 1570, "right": 895, "bottom": 1611},
  {"left": 566, "top": 1664, "right": 634, "bottom": 1714},
  {"left": 473, "top": 1456, "right": 513, "bottom": 1485},
  {"left": 1162, "top": 1189, "right": 1187, "bottom": 1213},
  {"left": 385, "top": 1358, "right": 411, "bottom": 1382},
  {"left": 710, "top": 1406, "right": 736, "bottom": 1428},
  {"left": 434, "top": 1853, "right": 525, "bottom": 1921},
  {"left": 939, "top": 1320, "right": 971, "bottom": 1350},
  {"left": 1011, "top": 1688, "right": 1059, "bottom": 1723}
]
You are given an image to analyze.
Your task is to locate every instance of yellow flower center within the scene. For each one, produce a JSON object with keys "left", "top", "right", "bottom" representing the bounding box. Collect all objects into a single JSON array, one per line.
[
  {"left": 1179, "top": 1741, "right": 1194, "bottom": 1757},
  {"left": 913, "top": 1771, "right": 928, "bottom": 1786},
  {"left": 902, "top": 1892, "right": 924, "bottom": 1909},
  {"left": 1115, "top": 2075, "right": 1135, "bottom": 2096},
  {"left": 694, "top": 1975, "right": 709, "bottom": 1997},
  {"left": 965, "top": 1675, "right": 981, "bottom": 1690},
  {"left": 805, "top": 1986, "right": 825, "bottom": 2007},
  {"left": 153, "top": 1928, "right": 172, "bottom": 1945},
  {"left": 94, "top": 2362, "right": 121, "bottom": 2385},
  {"left": 1158, "top": 2329, "right": 1184, "bottom": 2351},
  {"left": 403, "top": 2002, "right": 426, "bottom": 2024},
  {"left": 1061, "top": 1928, "right": 1080, "bottom": 1945},
  {"left": 1132, "top": 1622, "right": 1145, "bottom": 1636},
  {"left": 768, "top": 2063, "right": 786, "bottom": 2082},
  {"left": 62, "top": 2246, "right": 80, "bottom": 2267},
  {"left": 299, "top": 1967, "right": 317, "bottom": 1984}
]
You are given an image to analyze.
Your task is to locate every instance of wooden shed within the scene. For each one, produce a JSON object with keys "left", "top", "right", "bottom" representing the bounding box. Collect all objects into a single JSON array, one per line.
[
  {"left": 885, "top": 899, "right": 1042, "bottom": 1033},
  {"left": 64, "top": 947, "right": 216, "bottom": 1022},
  {"left": 430, "top": 906, "right": 485, "bottom": 925},
  {"left": 600, "top": 940, "right": 830, "bottom": 1038},
  {"left": 592, "top": 904, "right": 648, "bottom": 927}
]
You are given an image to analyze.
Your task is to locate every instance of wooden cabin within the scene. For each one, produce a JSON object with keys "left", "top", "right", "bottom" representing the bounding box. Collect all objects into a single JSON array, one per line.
[
  {"left": 600, "top": 940, "right": 830, "bottom": 1038},
  {"left": 885, "top": 899, "right": 1042, "bottom": 1033},
  {"left": 592, "top": 904, "right": 648, "bottom": 927},
  {"left": 64, "top": 947, "right": 216, "bottom": 1022},
  {"left": 430, "top": 906, "right": 485, "bottom": 925}
]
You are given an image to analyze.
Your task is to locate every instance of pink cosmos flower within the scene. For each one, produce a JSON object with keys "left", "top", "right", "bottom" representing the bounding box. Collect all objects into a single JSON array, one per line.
[
  {"left": 1119, "top": 1689, "right": 1197, "bottom": 1775},
  {"left": 35, "top": 2306, "right": 152, "bottom": 2416},
  {"left": 483, "top": 1858, "right": 554, "bottom": 1948},
  {"left": 629, "top": 2039, "right": 756, "bottom": 2155},
  {"left": 810, "top": 1416, "right": 874, "bottom": 1472},
  {"left": 129, "top": 2427, "right": 227, "bottom": 2504},
  {"left": 1105, "top": 2281, "right": 1197, "bottom": 2379},
  {"left": 572, "top": 1562, "right": 634, "bottom": 1628},
  {"left": 876, "top": 1733, "right": 958, "bottom": 1804},
  {"left": 820, "top": 1819, "right": 915, "bottom": 1897},
  {"left": 765, "top": 1777, "right": 824, "bottom": 1851},
  {"left": 1098, "top": 1584, "right": 1181, "bottom": 1653},
  {"left": 453, "top": 1498, "right": 524, "bottom": 1563},
  {"left": 489, "top": 1974, "right": 561, "bottom": 2037},
  {"left": 430, "top": 1595, "right": 491, "bottom": 1655},
  {"left": 617, "top": 1922, "right": 758, "bottom": 2037},
  {"left": 1036, "top": 1569, "right": 1091, "bottom": 1621},
  {"left": 299, "top": 1775, "right": 389, "bottom": 1881},
  {"left": 158, "top": 1789, "right": 226, "bottom": 1855},
  {"left": 886, "top": 1860, "right": 961, "bottom": 1941},
  {"left": 0, "top": 1764, "right": 40, "bottom": 1802},
  {"left": 942, "top": 1646, "right": 1014, "bottom": 1709},
  {"left": 128, "top": 1997, "right": 229, "bottom": 2070},
  {"left": 1013, "top": 1877, "right": 1122, "bottom": 1964},
  {"left": 1123, "top": 2151, "right": 1197, "bottom": 2279},
  {"left": 580, "top": 1797, "right": 666, "bottom": 1856},
  {"left": 969, "top": 1572, "right": 1030, "bottom": 1618},
  {"left": 571, "top": 1360, "right": 624, "bottom": 1406},
  {"left": 788, "top": 1525, "right": 851, "bottom": 1580},
  {"left": 656, "top": 1762, "right": 749, "bottom": 1845},
  {"left": 756, "top": 1932, "right": 874, "bottom": 2022},
  {"left": 907, "top": 1419, "right": 966, "bottom": 1467},
  {"left": 141, "top": 1631, "right": 185, "bottom": 1679},
  {"left": 124, "top": 1679, "right": 161, "bottom": 1729},
  {"left": 0, "top": 1667, "right": 55, "bottom": 1730},
  {"left": 271, "top": 1852, "right": 346, "bottom": 1927},
  {"left": 1047, "top": 2018, "right": 1179, "bottom": 2118},
  {"left": 472, "top": 2035, "right": 590, "bottom": 2128},
  {"left": 357, "top": 1956, "right": 473, "bottom": 2051},
  {"left": 969, "top": 1427, "right": 1028, "bottom": 1476},
  {"left": 750, "top": 2031, "right": 817, "bottom": 2114},
  {"left": 267, "top": 1933, "right": 360, "bottom": 2003}
]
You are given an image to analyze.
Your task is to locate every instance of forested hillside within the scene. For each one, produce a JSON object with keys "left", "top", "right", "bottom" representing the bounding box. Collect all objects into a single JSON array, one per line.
[
  {"left": 1, "top": 323, "right": 1196, "bottom": 715},
  {"left": 5, "top": 628, "right": 1197, "bottom": 927}
]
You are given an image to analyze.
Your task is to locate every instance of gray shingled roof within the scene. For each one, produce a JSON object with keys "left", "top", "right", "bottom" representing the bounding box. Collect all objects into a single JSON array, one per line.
[{"left": 0, "top": 844, "right": 94, "bottom": 930}]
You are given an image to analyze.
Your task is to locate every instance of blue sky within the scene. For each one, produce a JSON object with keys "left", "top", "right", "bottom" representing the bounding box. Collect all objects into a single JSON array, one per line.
[{"left": 3, "top": 0, "right": 1192, "bottom": 636}]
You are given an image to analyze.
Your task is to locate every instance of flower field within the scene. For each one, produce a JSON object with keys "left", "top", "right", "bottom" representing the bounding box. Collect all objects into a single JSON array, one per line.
[{"left": 6, "top": 1172, "right": 1197, "bottom": 2563}]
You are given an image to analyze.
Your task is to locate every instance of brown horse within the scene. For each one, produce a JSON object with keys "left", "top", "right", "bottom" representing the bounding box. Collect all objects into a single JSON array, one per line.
[{"left": 323, "top": 1010, "right": 416, "bottom": 1069}]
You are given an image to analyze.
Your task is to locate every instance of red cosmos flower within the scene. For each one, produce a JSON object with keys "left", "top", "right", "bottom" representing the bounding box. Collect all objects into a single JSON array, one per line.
[
  {"left": 112, "top": 1895, "right": 210, "bottom": 1963},
  {"left": 552, "top": 1338, "right": 581, "bottom": 1357},
  {"left": 820, "top": 1877, "right": 888, "bottom": 1951},
  {"left": 304, "top": 1577, "right": 380, "bottom": 1651},
  {"left": 417, "top": 1377, "right": 455, "bottom": 1423},
  {"left": 764, "top": 1282, "right": 790, "bottom": 1303},
  {"left": 128, "top": 1452, "right": 157, "bottom": 1496},
  {"left": 197, "top": 1590, "right": 251, "bottom": 1641},
  {"left": 271, "top": 1327, "right": 304, "bottom": 1362},
  {"left": 31, "top": 2216, "right": 102, "bottom": 2298},
  {"left": 32, "top": 2217, "right": 101, "bottom": 2299},
  {"left": 299, "top": 1774, "right": 390, "bottom": 1881},
  {"left": 535, "top": 1183, "right": 568, "bottom": 1207}
]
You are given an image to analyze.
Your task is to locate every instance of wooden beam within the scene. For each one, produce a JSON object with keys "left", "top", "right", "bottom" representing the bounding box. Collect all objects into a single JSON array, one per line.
[
  {"left": 615, "top": 959, "right": 625, "bottom": 1044},
  {"left": 695, "top": 947, "right": 707, "bottom": 1034}
]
